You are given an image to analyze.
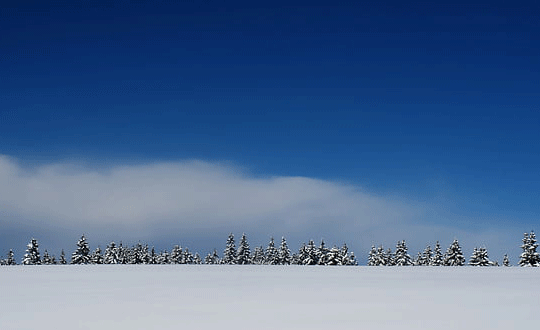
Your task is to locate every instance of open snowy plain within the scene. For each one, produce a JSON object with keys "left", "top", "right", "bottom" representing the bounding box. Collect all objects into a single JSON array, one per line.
[{"left": 1, "top": 265, "right": 538, "bottom": 329}]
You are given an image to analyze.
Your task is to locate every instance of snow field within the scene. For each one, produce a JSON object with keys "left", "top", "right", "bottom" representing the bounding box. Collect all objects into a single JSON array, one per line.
[{"left": 1, "top": 265, "right": 538, "bottom": 329}]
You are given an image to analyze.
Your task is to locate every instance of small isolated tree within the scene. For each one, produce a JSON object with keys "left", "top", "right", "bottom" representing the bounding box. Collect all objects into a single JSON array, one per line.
[
  {"left": 394, "top": 240, "right": 412, "bottom": 266},
  {"left": 71, "top": 235, "right": 91, "bottom": 264},
  {"left": 443, "top": 239, "right": 466, "bottom": 266},
  {"left": 236, "top": 233, "right": 251, "bottom": 265},
  {"left": 503, "top": 254, "right": 510, "bottom": 267},
  {"left": 519, "top": 231, "right": 540, "bottom": 267},
  {"left": 222, "top": 233, "right": 237, "bottom": 265},
  {"left": 469, "top": 247, "right": 492, "bottom": 266},
  {"left": 22, "top": 238, "right": 41, "bottom": 265}
]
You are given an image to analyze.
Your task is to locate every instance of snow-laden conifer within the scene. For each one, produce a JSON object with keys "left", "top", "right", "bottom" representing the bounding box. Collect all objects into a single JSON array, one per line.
[
  {"left": 519, "top": 231, "right": 540, "bottom": 267},
  {"left": 416, "top": 245, "right": 432, "bottom": 266},
  {"left": 158, "top": 250, "right": 170, "bottom": 264},
  {"left": 193, "top": 253, "right": 202, "bottom": 264},
  {"left": 91, "top": 247, "right": 104, "bottom": 264},
  {"left": 236, "top": 233, "right": 251, "bottom": 265},
  {"left": 182, "top": 248, "right": 194, "bottom": 264},
  {"left": 443, "top": 239, "right": 465, "bottom": 266},
  {"left": 317, "top": 240, "right": 329, "bottom": 265},
  {"left": 251, "top": 246, "right": 265, "bottom": 265},
  {"left": 5, "top": 249, "right": 16, "bottom": 265},
  {"left": 59, "top": 249, "right": 67, "bottom": 265},
  {"left": 469, "top": 247, "right": 492, "bottom": 266},
  {"left": 171, "top": 245, "right": 183, "bottom": 264},
  {"left": 265, "top": 237, "right": 279, "bottom": 265},
  {"left": 429, "top": 241, "right": 443, "bottom": 266},
  {"left": 394, "top": 240, "right": 412, "bottom": 266},
  {"left": 149, "top": 247, "right": 158, "bottom": 264},
  {"left": 279, "top": 237, "right": 291, "bottom": 265},
  {"left": 22, "top": 238, "right": 41, "bottom": 265},
  {"left": 503, "top": 254, "right": 510, "bottom": 267},
  {"left": 71, "top": 235, "right": 91, "bottom": 264},
  {"left": 204, "top": 249, "right": 220, "bottom": 264},
  {"left": 367, "top": 246, "right": 377, "bottom": 266},
  {"left": 325, "top": 246, "right": 343, "bottom": 265},
  {"left": 385, "top": 248, "right": 395, "bottom": 266},
  {"left": 104, "top": 242, "right": 119, "bottom": 264},
  {"left": 222, "top": 233, "right": 237, "bottom": 265},
  {"left": 42, "top": 250, "right": 56, "bottom": 265}
]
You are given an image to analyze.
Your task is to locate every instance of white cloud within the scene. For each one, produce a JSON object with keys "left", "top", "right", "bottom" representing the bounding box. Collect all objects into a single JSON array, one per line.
[{"left": 0, "top": 155, "right": 525, "bottom": 262}]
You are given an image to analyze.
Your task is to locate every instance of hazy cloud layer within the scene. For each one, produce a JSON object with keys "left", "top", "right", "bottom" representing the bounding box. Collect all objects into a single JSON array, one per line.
[{"left": 0, "top": 155, "right": 525, "bottom": 262}]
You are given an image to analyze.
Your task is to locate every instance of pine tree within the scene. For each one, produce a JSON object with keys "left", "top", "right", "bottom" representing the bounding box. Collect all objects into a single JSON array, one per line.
[
  {"left": 222, "top": 233, "right": 237, "bottom": 265},
  {"left": 503, "top": 254, "right": 510, "bottom": 266},
  {"left": 347, "top": 251, "right": 358, "bottom": 266},
  {"left": 59, "top": 249, "right": 67, "bottom": 265},
  {"left": 204, "top": 249, "right": 220, "bottom": 264},
  {"left": 339, "top": 244, "right": 355, "bottom": 265},
  {"left": 385, "top": 248, "right": 395, "bottom": 266},
  {"left": 182, "top": 248, "right": 194, "bottom": 264},
  {"left": 193, "top": 253, "right": 202, "bottom": 264},
  {"left": 469, "top": 247, "right": 492, "bottom": 266},
  {"left": 265, "top": 237, "right": 279, "bottom": 265},
  {"left": 6, "top": 249, "right": 16, "bottom": 265},
  {"left": 443, "top": 239, "right": 465, "bottom": 266},
  {"left": 367, "top": 245, "right": 377, "bottom": 266},
  {"left": 429, "top": 241, "right": 443, "bottom": 266},
  {"left": 22, "top": 238, "right": 41, "bottom": 265},
  {"left": 394, "top": 240, "right": 412, "bottom": 266},
  {"left": 305, "top": 240, "right": 318, "bottom": 265},
  {"left": 519, "top": 231, "right": 540, "bottom": 267},
  {"left": 71, "top": 235, "right": 91, "bottom": 264},
  {"left": 416, "top": 245, "right": 432, "bottom": 266},
  {"left": 149, "top": 247, "right": 158, "bottom": 264},
  {"left": 279, "top": 237, "right": 291, "bottom": 265},
  {"left": 91, "top": 247, "right": 104, "bottom": 264},
  {"left": 236, "top": 233, "right": 251, "bottom": 265},
  {"left": 158, "top": 250, "right": 170, "bottom": 264}
]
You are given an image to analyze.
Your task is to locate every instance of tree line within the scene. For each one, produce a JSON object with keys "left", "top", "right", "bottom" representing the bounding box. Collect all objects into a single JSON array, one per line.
[{"left": 1, "top": 231, "right": 539, "bottom": 267}]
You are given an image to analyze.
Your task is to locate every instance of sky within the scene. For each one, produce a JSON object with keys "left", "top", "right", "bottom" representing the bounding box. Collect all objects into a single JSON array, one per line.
[{"left": 1, "top": 0, "right": 539, "bottom": 263}]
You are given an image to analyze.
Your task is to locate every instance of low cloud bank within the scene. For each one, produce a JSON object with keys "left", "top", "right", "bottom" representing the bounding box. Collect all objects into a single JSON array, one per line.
[{"left": 0, "top": 155, "right": 523, "bottom": 262}]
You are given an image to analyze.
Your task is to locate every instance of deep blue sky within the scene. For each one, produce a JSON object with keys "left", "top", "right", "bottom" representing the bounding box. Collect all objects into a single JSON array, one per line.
[{"left": 1, "top": 0, "right": 539, "bottom": 254}]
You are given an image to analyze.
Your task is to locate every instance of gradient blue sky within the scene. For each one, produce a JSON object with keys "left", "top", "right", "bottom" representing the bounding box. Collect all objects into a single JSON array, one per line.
[{"left": 1, "top": 0, "right": 539, "bottom": 262}]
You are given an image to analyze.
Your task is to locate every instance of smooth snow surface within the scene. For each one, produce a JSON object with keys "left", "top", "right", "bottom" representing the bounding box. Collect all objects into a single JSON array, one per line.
[{"left": 1, "top": 266, "right": 538, "bottom": 329}]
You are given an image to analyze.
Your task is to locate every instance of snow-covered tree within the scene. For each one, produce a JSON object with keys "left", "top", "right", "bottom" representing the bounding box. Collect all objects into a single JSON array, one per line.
[
  {"left": 251, "top": 246, "right": 265, "bottom": 265},
  {"left": 59, "top": 249, "right": 67, "bottom": 265},
  {"left": 91, "top": 247, "right": 104, "bottom": 264},
  {"left": 317, "top": 240, "right": 329, "bottom": 265},
  {"left": 443, "top": 239, "right": 465, "bottom": 266},
  {"left": 503, "top": 254, "right": 510, "bottom": 267},
  {"left": 416, "top": 245, "right": 432, "bottom": 266},
  {"left": 158, "top": 250, "right": 170, "bottom": 264},
  {"left": 385, "top": 248, "right": 395, "bottom": 266},
  {"left": 325, "top": 246, "right": 343, "bottom": 265},
  {"left": 182, "top": 248, "right": 194, "bottom": 264},
  {"left": 103, "top": 242, "right": 119, "bottom": 264},
  {"left": 394, "top": 240, "right": 412, "bottom": 266},
  {"left": 236, "top": 233, "right": 251, "bottom": 265},
  {"left": 429, "top": 241, "right": 443, "bottom": 266},
  {"left": 367, "top": 246, "right": 377, "bottom": 266},
  {"left": 42, "top": 250, "right": 56, "bottom": 265},
  {"left": 171, "top": 245, "right": 183, "bottom": 264},
  {"left": 204, "top": 249, "right": 220, "bottom": 264},
  {"left": 222, "top": 233, "right": 237, "bottom": 265},
  {"left": 519, "top": 231, "right": 540, "bottom": 267},
  {"left": 279, "top": 237, "right": 291, "bottom": 265},
  {"left": 265, "top": 237, "right": 279, "bottom": 265},
  {"left": 22, "top": 238, "right": 41, "bottom": 265},
  {"left": 5, "top": 249, "right": 16, "bottom": 265},
  {"left": 71, "top": 235, "right": 91, "bottom": 264},
  {"left": 149, "top": 247, "right": 158, "bottom": 264},
  {"left": 339, "top": 244, "right": 356, "bottom": 266},
  {"left": 469, "top": 247, "right": 492, "bottom": 266}
]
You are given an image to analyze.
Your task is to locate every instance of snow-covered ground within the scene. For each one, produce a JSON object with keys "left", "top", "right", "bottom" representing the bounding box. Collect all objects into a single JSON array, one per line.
[{"left": 1, "top": 265, "right": 537, "bottom": 329}]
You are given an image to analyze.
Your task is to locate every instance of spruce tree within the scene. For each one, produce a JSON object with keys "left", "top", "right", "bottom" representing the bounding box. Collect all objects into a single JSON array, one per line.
[
  {"left": 503, "top": 254, "right": 510, "bottom": 267},
  {"left": 91, "top": 247, "right": 104, "bottom": 264},
  {"left": 71, "top": 235, "right": 91, "bottom": 264},
  {"left": 317, "top": 240, "right": 329, "bottom": 265},
  {"left": 222, "top": 233, "right": 237, "bottom": 264},
  {"left": 325, "top": 246, "right": 342, "bottom": 265},
  {"left": 42, "top": 250, "right": 56, "bottom": 265},
  {"left": 279, "top": 237, "right": 291, "bottom": 265},
  {"left": 469, "top": 247, "right": 492, "bottom": 266},
  {"left": 443, "top": 239, "right": 466, "bottom": 266},
  {"left": 22, "top": 238, "right": 41, "bottom": 265},
  {"left": 251, "top": 246, "right": 265, "bottom": 265},
  {"left": 6, "top": 249, "right": 16, "bottom": 265},
  {"left": 394, "top": 240, "right": 412, "bottom": 266},
  {"left": 519, "top": 231, "right": 540, "bottom": 267},
  {"left": 59, "top": 249, "right": 67, "bottom": 265},
  {"left": 171, "top": 245, "right": 183, "bottom": 264},
  {"left": 429, "top": 241, "right": 443, "bottom": 266},
  {"left": 368, "top": 246, "right": 377, "bottom": 266},
  {"left": 193, "top": 252, "right": 202, "bottom": 264},
  {"left": 265, "top": 237, "right": 279, "bottom": 265},
  {"left": 103, "top": 242, "right": 119, "bottom": 264},
  {"left": 385, "top": 248, "right": 395, "bottom": 266},
  {"left": 236, "top": 233, "right": 251, "bottom": 265}
]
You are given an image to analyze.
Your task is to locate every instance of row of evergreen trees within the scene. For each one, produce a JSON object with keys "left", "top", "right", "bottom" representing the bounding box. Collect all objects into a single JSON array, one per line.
[
  {"left": 368, "top": 232, "right": 540, "bottom": 267},
  {"left": 2, "top": 231, "right": 539, "bottom": 266},
  {"left": 0, "top": 233, "right": 357, "bottom": 266}
]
